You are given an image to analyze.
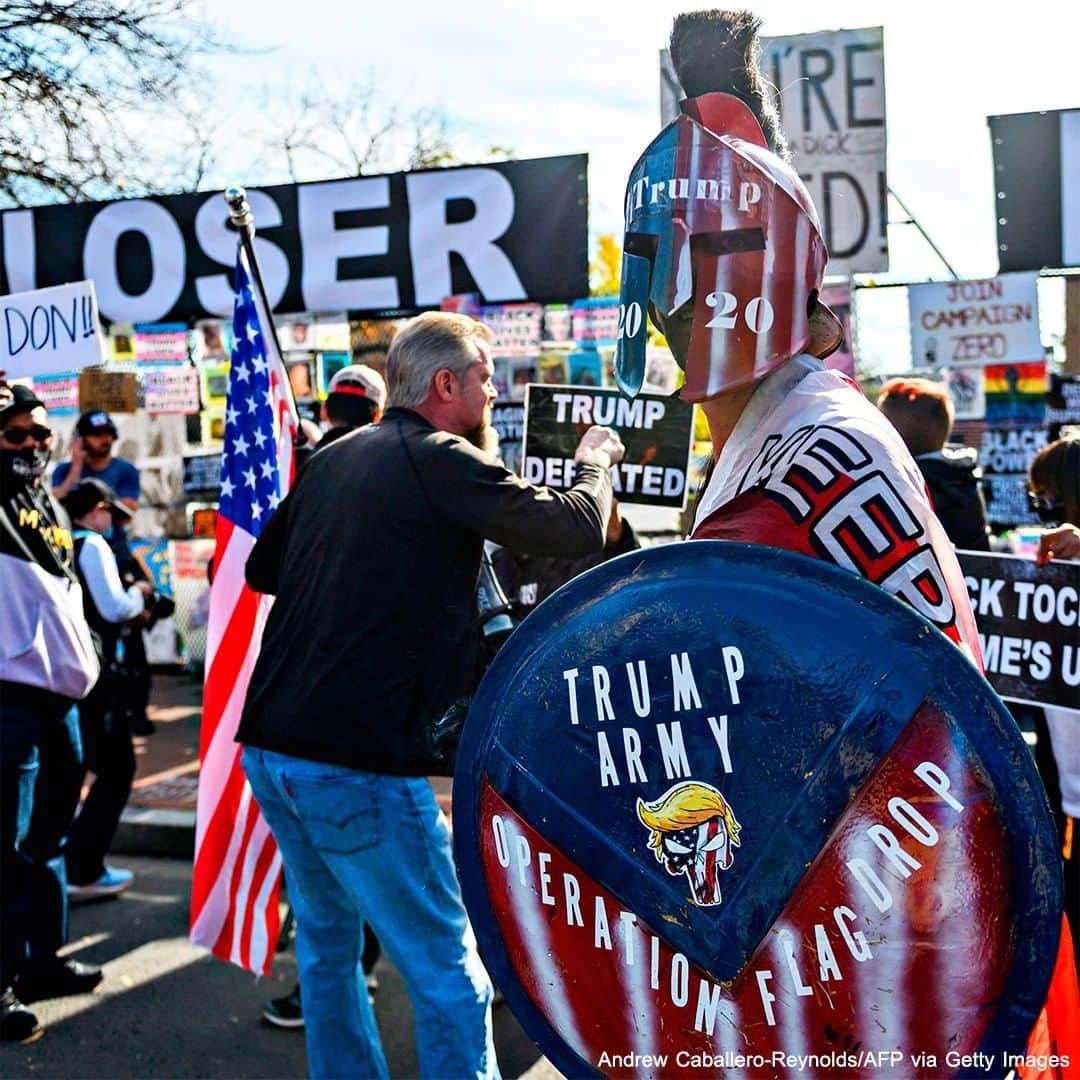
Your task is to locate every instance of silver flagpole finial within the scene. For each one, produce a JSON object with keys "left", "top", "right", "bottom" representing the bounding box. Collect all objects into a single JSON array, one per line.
[{"left": 224, "top": 186, "right": 253, "bottom": 230}]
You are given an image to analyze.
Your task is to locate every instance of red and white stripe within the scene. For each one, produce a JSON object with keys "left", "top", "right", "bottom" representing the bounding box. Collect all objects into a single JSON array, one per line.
[{"left": 189, "top": 246, "right": 296, "bottom": 975}]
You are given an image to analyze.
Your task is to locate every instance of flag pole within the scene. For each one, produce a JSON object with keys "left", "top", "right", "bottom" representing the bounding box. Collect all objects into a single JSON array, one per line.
[{"left": 223, "top": 186, "right": 306, "bottom": 441}]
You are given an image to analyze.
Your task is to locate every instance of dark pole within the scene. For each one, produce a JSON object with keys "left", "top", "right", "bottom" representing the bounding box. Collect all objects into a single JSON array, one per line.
[{"left": 223, "top": 186, "right": 306, "bottom": 443}]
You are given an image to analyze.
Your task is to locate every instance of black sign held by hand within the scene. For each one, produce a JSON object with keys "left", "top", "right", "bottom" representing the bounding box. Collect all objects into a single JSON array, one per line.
[
  {"left": 958, "top": 549, "right": 1080, "bottom": 710},
  {"left": 521, "top": 384, "right": 694, "bottom": 509}
]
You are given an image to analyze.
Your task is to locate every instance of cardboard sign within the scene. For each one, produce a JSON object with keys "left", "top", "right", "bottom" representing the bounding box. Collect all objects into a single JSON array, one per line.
[
  {"left": 492, "top": 401, "right": 525, "bottom": 475},
  {"left": 31, "top": 371, "right": 81, "bottom": 416},
  {"left": 984, "top": 360, "right": 1047, "bottom": 425},
  {"left": 134, "top": 322, "right": 188, "bottom": 363},
  {"left": 1, "top": 281, "right": 108, "bottom": 377},
  {"left": 944, "top": 366, "right": 986, "bottom": 421},
  {"left": 660, "top": 27, "right": 888, "bottom": 276},
  {"left": 79, "top": 369, "right": 137, "bottom": 414},
  {"left": 909, "top": 273, "right": 1041, "bottom": 369},
  {"left": 183, "top": 452, "right": 222, "bottom": 495},
  {"left": 143, "top": 365, "right": 201, "bottom": 414},
  {"left": 977, "top": 424, "right": 1047, "bottom": 528},
  {"left": 958, "top": 550, "right": 1080, "bottom": 711},
  {"left": 522, "top": 384, "right": 694, "bottom": 509},
  {"left": 571, "top": 298, "right": 620, "bottom": 348},
  {"left": 453, "top": 544, "right": 1060, "bottom": 1077},
  {"left": 481, "top": 303, "right": 544, "bottom": 354}
]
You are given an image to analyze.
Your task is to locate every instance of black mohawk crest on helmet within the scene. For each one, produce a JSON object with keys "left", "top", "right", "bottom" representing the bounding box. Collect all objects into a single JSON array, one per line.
[{"left": 669, "top": 9, "right": 789, "bottom": 160}]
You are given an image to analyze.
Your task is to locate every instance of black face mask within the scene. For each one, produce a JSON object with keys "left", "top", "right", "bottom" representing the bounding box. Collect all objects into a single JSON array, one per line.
[
  {"left": 0, "top": 445, "right": 51, "bottom": 488},
  {"left": 1035, "top": 501, "right": 1065, "bottom": 526}
]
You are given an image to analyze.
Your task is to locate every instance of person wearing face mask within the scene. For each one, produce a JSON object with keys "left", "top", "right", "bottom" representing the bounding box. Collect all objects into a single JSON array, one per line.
[
  {"left": 62, "top": 479, "right": 153, "bottom": 902},
  {"left": 0, "top": 384, "right": 102, "bottom": 1045},
  {"left": 1027, "top": 435, "right": 1080, "bottom": 965}
]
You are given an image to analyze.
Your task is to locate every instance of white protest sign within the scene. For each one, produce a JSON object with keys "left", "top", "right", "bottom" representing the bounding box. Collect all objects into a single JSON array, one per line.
[
  {"left": 143, "top": 366, "right": 201, "bottom": 414},
  {"left": 660, "top": 28, "right": 887, "bottom": 277},
  {"left": 763, "top": 28, "right": 887, "bottom": 277},
  {"left": 908, "top": 272, "right": 1042, "bottom": 368},
  {"left": 1, "top": 280, "right": 108, "bottom": 377}
]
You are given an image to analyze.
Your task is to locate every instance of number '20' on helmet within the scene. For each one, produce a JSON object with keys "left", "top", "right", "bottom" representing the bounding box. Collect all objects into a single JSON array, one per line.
[{"left": 614, "top": 92, "right": 833, "bottom": 404}]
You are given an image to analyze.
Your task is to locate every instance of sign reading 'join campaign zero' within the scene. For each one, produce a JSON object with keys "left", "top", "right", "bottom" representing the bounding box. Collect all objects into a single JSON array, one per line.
[
  {"left": 0, "top": 155, "right": 588, "bottom": 324},
  {"left": 521, "top": 384, "right": 695, "bottom": 509},
  {"left": 908, "top": 272, "right": 1042, "bottom": 370},
  {"left": 1, "top": 281, "right": 108, "bottom": 378},
  {"left": 454, "top": 544, "right": 1061, "bottom": 1079}
]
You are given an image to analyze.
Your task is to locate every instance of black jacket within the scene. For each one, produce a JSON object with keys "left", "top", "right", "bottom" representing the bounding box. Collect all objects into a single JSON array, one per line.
[
  {"left": 492, "top": 519, "right": 640, "bottom": 624},
  {"left": 237, "top": 408, "right": 612, "bottom": 775},
  {"left": 916, "top": 446, "right": 991, "bottom": 552}
]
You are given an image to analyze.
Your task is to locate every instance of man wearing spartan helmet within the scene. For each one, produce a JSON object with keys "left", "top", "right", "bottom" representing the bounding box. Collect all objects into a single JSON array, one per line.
[
  {"left": 616, "top": 10, "right": 981, "bottom": 664},
  {"left": 637, "top": 782, "right": 741, "bottom": 907},
  {"left": 615, "top": 5, "right": 1075, "bottom": 1055}
]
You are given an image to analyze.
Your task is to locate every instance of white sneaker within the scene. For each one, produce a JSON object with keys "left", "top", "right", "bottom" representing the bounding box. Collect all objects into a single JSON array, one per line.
[{"left": 67, "top": 866, "right": 134, "bottom": 901}]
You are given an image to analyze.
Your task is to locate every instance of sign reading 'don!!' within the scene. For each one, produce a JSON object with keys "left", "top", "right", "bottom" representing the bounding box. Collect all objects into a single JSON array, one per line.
[
  {"left": 958, "top": 550, "right": 1079, "bottom": 711},
  {"left": 1, "top": 281, "right": 108, "bottom": 378},
  {"left": 453, "top": 544, "right": 1060, "bottom": 1079},
  {"left": 522, "top": 384, "right": 694, "bottom": 509}
]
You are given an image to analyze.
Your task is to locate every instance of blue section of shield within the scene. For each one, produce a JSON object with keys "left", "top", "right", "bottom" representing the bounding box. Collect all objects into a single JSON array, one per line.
[{"left": 454, "top": 543, "right": 1062, "bottom": 1079}]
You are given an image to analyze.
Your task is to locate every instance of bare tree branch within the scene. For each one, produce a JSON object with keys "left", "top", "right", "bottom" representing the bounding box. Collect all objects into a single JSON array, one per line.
[{"left": 0, "top": 0, "right": 230, "bottom": 206}]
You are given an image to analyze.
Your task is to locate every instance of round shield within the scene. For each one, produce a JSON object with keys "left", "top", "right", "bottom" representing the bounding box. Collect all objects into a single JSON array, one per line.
[{"left": 453, "top": 542, "right": 1062, "bottom": 1078}]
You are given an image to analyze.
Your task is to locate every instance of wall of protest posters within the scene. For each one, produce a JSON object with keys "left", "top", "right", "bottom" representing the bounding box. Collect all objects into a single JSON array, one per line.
[
  {"left": 522, "top": 384, "right": 694, "bottom": 509},
  {"left": 660, "top": 26, "right": 887, "bottom": 276},
  {"left": 958, "top": 550, "right": 1079, "bottom": 711},
  {"left": 0, "top": 155, "right": 588, "bottom": 323}
]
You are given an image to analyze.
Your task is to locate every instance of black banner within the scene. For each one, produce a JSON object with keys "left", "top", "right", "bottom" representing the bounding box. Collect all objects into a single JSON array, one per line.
[
  {"left": 521, "top": 384, "right": 694, "bottom": 509},
  {"left": 989, "top": 109, "right": 1078, "bottom": 272},
  {"left": 958, "top": 550, "right": 1079, "bottom": 710},
  {"left": 1, "top": 155, "right": 589, "bottom": 323}
]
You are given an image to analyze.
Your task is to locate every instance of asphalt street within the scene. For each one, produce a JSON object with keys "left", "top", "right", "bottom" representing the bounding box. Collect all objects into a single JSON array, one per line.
[{"left": 0, "top": 855, "right": 562, "bottom": 1080}]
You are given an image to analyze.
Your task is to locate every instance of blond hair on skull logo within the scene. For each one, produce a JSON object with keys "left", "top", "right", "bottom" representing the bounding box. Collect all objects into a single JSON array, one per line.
[{"left": 637, "top": 781, "right": 741, "bottom": 907}]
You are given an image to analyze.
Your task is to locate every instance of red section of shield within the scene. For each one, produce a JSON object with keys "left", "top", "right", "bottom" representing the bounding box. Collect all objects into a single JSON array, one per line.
[{"left": 480, "top": 704, "right": 1014, "bottom": 1078}]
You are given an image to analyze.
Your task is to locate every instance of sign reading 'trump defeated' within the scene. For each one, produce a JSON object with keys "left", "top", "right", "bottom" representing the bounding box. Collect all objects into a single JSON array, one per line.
[{"left": 521, "top": 384, "right": 694, "bottom": 509}]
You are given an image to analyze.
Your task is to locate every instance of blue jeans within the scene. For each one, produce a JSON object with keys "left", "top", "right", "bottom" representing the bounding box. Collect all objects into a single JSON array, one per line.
[
  {"left": 1, "top": 684, "right": 83, "bottom": 991},
  {"left": 242, "top": 747, "right": 498, "bottom": 1080}
]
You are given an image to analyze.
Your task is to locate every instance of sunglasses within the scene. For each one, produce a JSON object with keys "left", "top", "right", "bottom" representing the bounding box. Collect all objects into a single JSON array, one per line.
[{"left": 2, "top": 424, "right": 52, "bottom": 445}]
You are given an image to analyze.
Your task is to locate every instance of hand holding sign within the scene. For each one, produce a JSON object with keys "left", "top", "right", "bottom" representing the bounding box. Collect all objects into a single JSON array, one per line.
[
  {"left": 573, "top": 425, "right": 625, "bottom": 469},
  {"left": 1036, "top": 524, "right": 1080, "bottom": 566}
]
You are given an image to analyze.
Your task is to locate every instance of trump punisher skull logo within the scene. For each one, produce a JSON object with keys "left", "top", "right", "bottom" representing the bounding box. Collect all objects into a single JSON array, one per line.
[
  {"left": 637, "top": 781, "right": 741, "bottom": 907},
  {"left": 453, "top": 544, "right": 1062, "bottom": 1080}
]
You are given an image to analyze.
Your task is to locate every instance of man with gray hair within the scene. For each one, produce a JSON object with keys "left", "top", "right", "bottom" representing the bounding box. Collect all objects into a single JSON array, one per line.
[{"left": 237, "top": 311, "right": 624, "bottom": 1079}]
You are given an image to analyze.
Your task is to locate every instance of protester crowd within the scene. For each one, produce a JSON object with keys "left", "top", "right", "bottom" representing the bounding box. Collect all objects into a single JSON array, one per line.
[{"left": 2, "top": 10, "right": 1078, "bottom": 1077}]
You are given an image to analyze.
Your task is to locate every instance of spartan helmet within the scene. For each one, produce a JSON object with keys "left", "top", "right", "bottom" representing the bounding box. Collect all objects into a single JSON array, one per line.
[
  {"left": 638, "top": 781, "right": 742, "bottom": 907},
  {"left": 615, "top": 92, "right": 832, "bottom": 404}
]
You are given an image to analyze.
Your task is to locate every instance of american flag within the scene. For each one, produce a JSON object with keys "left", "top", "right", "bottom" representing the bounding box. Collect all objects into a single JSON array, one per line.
[{"left": 189, "top": 244, "right": 297, "bottom": 974}]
